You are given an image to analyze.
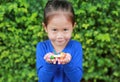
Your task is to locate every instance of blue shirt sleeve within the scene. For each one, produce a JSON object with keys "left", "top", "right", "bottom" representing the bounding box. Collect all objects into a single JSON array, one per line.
[
  {"left": 63, "top": 41, "right": 83, "bottom": 82},
  {"left": 36, "top": 42, "right": 57, "bottom": 82}
]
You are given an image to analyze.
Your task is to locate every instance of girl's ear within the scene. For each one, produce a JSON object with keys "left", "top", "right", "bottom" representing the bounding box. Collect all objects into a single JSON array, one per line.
[{"left": 42, "top": 22, "right": 48, "bottom": 32}]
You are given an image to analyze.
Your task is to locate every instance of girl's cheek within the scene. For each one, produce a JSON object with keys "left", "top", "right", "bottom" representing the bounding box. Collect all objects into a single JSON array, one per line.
[
  {"left": 48, "top": 35, "right": 55, "bottom": 40},
  {"left": 65, "top": 34, "right": 72, "bottom": 39}
]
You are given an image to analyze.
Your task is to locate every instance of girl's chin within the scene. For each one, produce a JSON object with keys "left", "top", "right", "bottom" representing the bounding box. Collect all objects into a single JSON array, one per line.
[
  {"left": 55, "top": 41, "right": 67, "bottom": 46},
  {"left": 51, "top": 40, "right": 69, "bottom": 46}
]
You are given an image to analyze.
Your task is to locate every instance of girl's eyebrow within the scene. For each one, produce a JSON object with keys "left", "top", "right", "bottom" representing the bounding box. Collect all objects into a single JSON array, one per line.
[{"left": 51, "top": 27, "right": 57, "bottom": 28}]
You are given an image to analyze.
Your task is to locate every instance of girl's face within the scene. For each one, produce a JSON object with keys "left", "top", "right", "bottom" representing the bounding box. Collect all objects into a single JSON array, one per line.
[{"left": 43, "top": 14, "right": 74, "bottom": 49}]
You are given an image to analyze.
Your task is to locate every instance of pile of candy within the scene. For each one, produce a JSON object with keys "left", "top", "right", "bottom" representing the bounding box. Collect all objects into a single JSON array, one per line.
[{"left": 50, "top": 52, "right": 66, "bottom": 60}]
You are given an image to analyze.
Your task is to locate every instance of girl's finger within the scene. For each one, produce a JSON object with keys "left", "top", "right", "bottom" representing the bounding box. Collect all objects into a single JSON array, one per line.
[
  {"left": 44, "top": 52, "right": 51, "bottom": 60},
  {"left": 53, "top": 60, "right": 56, "bottom": 64}
]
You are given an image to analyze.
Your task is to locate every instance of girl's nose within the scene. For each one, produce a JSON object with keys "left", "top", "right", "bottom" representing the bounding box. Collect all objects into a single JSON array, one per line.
[{"left": 57, "top": 32, "right": 63, "bottom": 38}]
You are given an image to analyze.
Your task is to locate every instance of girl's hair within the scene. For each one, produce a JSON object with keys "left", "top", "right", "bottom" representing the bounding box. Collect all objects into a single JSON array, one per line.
[{"left": 43, "top": 0, "right": 75, "bottom": 26}]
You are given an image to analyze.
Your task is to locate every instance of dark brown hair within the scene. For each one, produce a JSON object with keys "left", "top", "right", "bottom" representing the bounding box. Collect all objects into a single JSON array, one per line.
[{"left": 43, "top": 0, "right": 75, "bottom": 26}]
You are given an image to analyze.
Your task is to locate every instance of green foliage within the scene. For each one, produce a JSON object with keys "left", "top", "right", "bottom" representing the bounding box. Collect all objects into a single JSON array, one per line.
[
  {"left": 0, "top": 0, "right": 120, "bottom": 82},
  {"left": 71, "top": 0, "right": 120, "bottom": 82},
  {"left": 0, "top": 0, "right": 46, "bottom": 82}
]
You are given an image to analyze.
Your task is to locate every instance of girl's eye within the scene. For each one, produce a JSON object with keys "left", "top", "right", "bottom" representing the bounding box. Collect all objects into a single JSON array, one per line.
[
  {"left": 64, "top": 29, "right": 68, "bottom": 31},
  {"left": 52, "top": 29, "right": 57, "bottom": 31}
]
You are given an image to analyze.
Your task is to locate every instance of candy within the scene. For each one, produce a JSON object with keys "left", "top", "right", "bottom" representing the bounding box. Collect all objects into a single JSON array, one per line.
[
  {"left": 49, "top": 52, "right": 66, "bottom": 60},
  {"left": 54, "top": 55, "right": 61, "bottom": 57},
  {"left": 50, "top": 55, "right": 55, "bottom": 59},
  {"left": 60, "top": 52, "right": 66, "bottom": 59}
]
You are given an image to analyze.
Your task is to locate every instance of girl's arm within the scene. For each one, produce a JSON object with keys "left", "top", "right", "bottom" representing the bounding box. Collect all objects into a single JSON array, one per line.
[
  {"left": 36, "top": 43, "right": 57, "bottom": 82},
  {"left": 63, "top": 42, "right": 83, "bottom": 82}
]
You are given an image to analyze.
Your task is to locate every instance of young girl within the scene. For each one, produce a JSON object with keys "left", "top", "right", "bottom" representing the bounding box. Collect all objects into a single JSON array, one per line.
[{"left": 36, "top": 0, "right": 83, "bottom": 82}]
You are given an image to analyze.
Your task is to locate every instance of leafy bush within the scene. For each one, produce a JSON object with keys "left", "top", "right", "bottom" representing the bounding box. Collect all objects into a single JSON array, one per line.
[
  {"left": 0, "top": 0, "right": 46, "bottom": 81},
  {"left": 0, "top": 0, "right": 120, "bottom": 82},
  {"left": 71, "top": 0, "right": 120, "bottom": 82}
]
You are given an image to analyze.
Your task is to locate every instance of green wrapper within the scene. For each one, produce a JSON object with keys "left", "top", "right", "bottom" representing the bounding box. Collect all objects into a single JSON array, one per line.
[{"left": 50, "top": 55, "right": 55, "bottom": 59}]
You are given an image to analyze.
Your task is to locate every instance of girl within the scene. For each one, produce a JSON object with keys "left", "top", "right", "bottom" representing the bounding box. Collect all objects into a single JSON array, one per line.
[{"left": 36, "top": 0, "right": 83, "bottom": 82}]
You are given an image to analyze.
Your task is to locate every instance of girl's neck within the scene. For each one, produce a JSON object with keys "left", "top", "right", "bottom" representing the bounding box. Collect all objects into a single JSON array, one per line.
[
  {"left": 54, "top": 46, "right": 64, "bottom": 53},
  {"left": 50, "top": 41, "right": 68, "bottom": 53},
  {"left": 51, "top": 43, "right": 66, "bottom": 53}
]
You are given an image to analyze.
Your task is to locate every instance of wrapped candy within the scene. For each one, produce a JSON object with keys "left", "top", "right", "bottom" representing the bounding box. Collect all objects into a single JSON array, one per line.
[
  {"left": 50, "top": 52, "right": 66, "bottom": 60},
  {"left": 50, "top": 55, "right": 55, "bottom": 59},
  {"left": 60, "top": 52, "right": 66, "bottom": 60}
]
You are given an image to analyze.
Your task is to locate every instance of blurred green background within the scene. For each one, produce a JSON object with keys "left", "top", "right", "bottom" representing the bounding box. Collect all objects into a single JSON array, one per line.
[{"left": 0, "top": 0, "right": 120, "bottom": 82}]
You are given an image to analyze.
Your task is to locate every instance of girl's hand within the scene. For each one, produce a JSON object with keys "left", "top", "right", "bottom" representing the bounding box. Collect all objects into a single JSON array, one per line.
[
  {"left": 58, "top": 53, "right": 72, "bottom": 64},
  {"left": 44, "top": 53, "right": 57, "bottom": 64}
]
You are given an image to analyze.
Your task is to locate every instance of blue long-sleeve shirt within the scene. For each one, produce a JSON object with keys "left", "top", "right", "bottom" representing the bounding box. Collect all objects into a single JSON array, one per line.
[{"left": 36, "top": 40, "right": 83, "bottom": 82}]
